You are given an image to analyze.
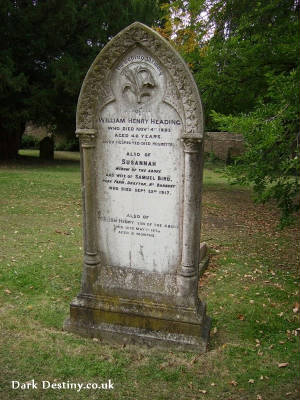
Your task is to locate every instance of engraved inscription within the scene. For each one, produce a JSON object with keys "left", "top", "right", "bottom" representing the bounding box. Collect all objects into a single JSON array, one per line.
[{"left": 96, "top": 47, "right": 183, "bottom": 272}]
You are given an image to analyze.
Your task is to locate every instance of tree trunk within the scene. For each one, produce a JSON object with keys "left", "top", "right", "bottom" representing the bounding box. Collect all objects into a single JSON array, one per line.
[{"left": 0, "top": 123, "right": 25, "bottom": 161}]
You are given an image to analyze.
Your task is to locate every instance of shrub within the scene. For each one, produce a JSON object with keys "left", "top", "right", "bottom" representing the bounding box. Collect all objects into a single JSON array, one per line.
[
  {"left": 55, "top": 138, "right": 79, "bottom": 152},
  {"left": 21, "top": 135, "right": 40, "bottom": 149}
]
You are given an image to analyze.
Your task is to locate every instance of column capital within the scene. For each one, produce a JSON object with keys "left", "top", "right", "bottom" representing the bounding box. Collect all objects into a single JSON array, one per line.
[
  {"left": 76, "top": 129, "right": 97, "bottom": 147},
  {"left": 181, "top": 136, "right": 203, "bottom": 153}
]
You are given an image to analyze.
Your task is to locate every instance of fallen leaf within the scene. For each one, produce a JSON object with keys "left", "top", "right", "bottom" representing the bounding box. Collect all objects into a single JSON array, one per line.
[
  {"left": 4, "top": 289, "right": 11, "bottom": 294},
  {"left": 292, "top": 303, "right": 299, "bottom": 313},
  {"left": 237, "top": 314, "right": 245, "bottom": 320},
  {"left": 229, "top": 380, "right": 238, "bottom": 386},
  {"left": 278, "top": 363, "right": 289, "bottom": 368},
  {"left": 248, "top": 379, "right": 255, "bottom": 384},
  {"left": 199, "top": 390, "right": 207, "bottom": 394}
]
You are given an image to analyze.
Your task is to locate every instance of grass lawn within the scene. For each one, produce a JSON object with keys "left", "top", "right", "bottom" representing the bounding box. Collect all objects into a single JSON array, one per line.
[{"left": 0, "top": 150, "right": 299, "bottom": 400}]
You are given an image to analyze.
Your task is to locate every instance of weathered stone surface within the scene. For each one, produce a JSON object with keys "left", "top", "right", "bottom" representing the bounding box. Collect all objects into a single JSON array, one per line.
[
  {"left": 64, "top": 22, "right": 210, "bottom": 352},
  {"left": 200, "top": 242, "right": 208, "bottom": 261}
]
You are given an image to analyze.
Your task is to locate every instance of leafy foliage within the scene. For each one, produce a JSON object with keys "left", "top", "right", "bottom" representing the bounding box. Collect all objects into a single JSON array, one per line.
[
  {"left": 0, "top": 0, "right": 163, "bottom": 159},
  {"left": 198, "top": 0, "right": 299, "bottom": 129},
  {"left": 212, "top": 70, "right": 299, "bottom": 226},
  {"left": 20, "top": 134, "right": 40, "bottom": 150},
  {"left": 159, "top": 0, "right": 299, "bottom": 125},
  {"left": 159, "top": 0, "right": 299, "bottom": 223}
]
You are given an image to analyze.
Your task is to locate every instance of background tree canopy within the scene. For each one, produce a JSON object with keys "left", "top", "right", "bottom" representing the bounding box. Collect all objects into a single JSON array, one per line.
[
  {"left": 0, "top": 0, "right": 163, "bottom": 159},
  {"left": 1, "top": 0, "right": 299, "bottom": 224},
  {"left": 159, "top": 0, "right": 299, "bottom": 127},
  {"left": 158, "top": 0, "right": 299, "bottom": 225}
]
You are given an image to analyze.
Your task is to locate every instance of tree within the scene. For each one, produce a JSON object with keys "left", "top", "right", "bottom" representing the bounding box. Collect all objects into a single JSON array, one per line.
[
  {"left": 158, "top": 0, "right": 299, "bottom": 127},
  {"left": 159, "top": 0, "right": 299, "bottom": 224},
  {"left": 212, "top": 70, "right": 299, "bottom": 226},
  {"left": 206, "top": 0, "right": 300, "bottom": 224},
  {"left": 0, "top": 0, "right": 163, "bottom": 160},
  {"left": 156, "top": 0, "right": 208, "bottom": 76}
]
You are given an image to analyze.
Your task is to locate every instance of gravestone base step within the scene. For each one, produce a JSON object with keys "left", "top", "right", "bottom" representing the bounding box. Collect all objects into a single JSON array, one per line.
[{"left": 64, "top": 296, "right": 211, "bottom": 352}]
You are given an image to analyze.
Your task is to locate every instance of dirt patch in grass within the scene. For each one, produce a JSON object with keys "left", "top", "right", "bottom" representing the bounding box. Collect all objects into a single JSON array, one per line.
[{"left": 202, "top": 180, "right": 300, "bottom": 271}]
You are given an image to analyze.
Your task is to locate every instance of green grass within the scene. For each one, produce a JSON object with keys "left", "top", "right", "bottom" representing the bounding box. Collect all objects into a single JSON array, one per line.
[
  {"left": 0, "top": 151, "right": 299, "bottom": 400},
  {"left": 18, "top": 149, "right": 80, "bottom": 161}
]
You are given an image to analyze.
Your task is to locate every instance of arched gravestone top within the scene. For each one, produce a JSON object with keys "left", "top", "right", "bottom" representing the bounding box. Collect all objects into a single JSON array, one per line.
[
  {"left": 65, "top": 22, "right": 210, "bottom": 352},
  {"left": 76, "top": 22, "right": 204, "bottom": 138}
]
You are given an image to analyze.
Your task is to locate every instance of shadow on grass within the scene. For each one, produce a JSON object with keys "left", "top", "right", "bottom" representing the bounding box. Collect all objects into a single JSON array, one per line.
[{"left": 0, "top": 151, "right": 80, "bottom": 169}]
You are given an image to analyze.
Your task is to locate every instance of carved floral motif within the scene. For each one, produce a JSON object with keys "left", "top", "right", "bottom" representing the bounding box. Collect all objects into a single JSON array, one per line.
[
  {"left": 122, "top": 65, "right": 156, "bottom": 105},
  {"left": 76, "top": 22, "right": 203, "bottom": 137}
]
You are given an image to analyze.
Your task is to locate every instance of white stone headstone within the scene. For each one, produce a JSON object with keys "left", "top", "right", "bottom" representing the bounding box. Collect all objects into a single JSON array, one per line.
[{"left": 64, "top": 22, "right": 210, "bottom": 352}]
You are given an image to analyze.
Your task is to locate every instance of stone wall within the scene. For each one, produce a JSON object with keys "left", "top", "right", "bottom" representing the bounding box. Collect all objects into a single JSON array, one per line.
[
  {"left": 24, "top": 123, "right": 65, "bottom": 145},
  {"left": 24, "top": 123, "right": 48, "bottom": 139},
  {"left": 204, "top": 131, "right": 245, "bottom": 161}
]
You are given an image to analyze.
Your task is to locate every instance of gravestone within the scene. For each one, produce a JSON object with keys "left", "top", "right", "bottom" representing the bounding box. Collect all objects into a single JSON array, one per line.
[
  {"left": 64, "top": 22, "right": 211, "bottom": 352},
  {"left": 39, "top": 136, "right": 54, "bottom": 160}
]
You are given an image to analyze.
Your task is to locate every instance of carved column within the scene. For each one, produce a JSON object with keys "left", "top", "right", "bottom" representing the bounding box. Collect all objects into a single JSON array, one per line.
[
  {"left": 178, "top": 136, "right": 203, "bottom": 300},
  {"left": 76, "top": 129, "right": 100, "bottom": 268}
]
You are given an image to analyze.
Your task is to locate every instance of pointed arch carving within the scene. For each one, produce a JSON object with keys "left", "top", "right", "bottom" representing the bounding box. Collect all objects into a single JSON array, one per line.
[{"left": 76, "top": 22, "right": 204, "bottom": 137}]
